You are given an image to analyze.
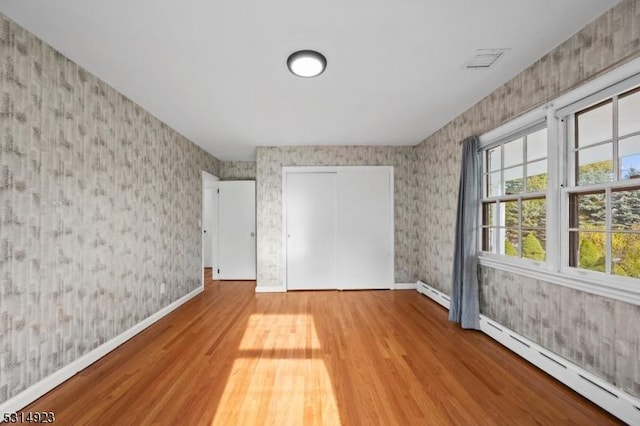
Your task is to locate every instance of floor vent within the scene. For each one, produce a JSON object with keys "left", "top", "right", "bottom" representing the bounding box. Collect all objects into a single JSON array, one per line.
[{"left": 416, "top": 280, "right": 640, "bottom": 426}]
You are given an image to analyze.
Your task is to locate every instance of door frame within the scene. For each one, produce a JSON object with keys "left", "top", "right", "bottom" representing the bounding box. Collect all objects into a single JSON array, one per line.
[
  {"left": 201, "top": 170, "right": 219, "bottom": 289},
  {"left": 282, "top": 166, "right": 394, "bottom": 291}
]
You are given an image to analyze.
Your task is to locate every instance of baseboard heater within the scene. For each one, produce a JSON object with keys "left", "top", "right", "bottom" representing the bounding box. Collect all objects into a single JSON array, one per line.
[{"left": 416, "top": 280, "right": 640, "bottom": 426}]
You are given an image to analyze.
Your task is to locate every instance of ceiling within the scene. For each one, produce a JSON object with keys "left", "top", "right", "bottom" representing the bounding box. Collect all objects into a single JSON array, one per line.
[{"left": 0, "top": 1, "right": 620, "bottom": 160}]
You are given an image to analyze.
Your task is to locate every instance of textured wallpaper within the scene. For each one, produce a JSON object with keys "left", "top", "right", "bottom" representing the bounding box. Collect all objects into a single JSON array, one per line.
[
  {"left": 0, "top": 15, "right": 221, "bottom": 403},
  {"left": 221, "top": 161, "right": 256, "bottom": 180},
  {"left": 415, "top": 0, "right": 640, "bottom": 397},
  {"left": 256, "top": 146, "right": 418, "bottom": 289},
  {"left": 479, "top": 266, "right": 640, "bottom": 396}
]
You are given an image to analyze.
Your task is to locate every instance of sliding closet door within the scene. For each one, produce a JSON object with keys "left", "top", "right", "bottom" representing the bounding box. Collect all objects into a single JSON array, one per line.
[
  {"left": 286, "top": 173, "right": 337, "bottom": 290},
  {"left": 337, "top": 168, "right": 393, "bottom": 289}
]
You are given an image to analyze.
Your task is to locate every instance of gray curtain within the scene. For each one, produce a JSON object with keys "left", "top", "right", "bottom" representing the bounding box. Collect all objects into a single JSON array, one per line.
[{"left": 448, "top": 136, "right": 481, "bottom": 330}]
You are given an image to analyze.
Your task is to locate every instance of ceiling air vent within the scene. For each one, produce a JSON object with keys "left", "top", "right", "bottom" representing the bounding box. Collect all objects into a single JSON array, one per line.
[{"left": 465, "top": 49, "right": 509, "bottom": 69}]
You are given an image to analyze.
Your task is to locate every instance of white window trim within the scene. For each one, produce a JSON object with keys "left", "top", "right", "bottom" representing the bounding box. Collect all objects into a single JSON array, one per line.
[{"left": 478, "top": 55, "right": 640, "bottom": 306}]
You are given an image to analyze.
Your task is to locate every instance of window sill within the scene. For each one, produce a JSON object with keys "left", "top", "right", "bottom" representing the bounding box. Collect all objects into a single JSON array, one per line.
[{"left": 478, "top": 255, "right": 640, "bottom": 306}]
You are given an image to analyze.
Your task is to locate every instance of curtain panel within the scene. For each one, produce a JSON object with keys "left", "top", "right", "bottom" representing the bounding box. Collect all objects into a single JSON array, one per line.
[{"left": 448, "top": 136, "right": 481, "bottom": 330}]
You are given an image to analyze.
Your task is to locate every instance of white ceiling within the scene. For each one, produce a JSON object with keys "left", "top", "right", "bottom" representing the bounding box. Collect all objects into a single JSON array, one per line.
[{"left": 1, "top": 0, "right": 620, "bottom": 160}]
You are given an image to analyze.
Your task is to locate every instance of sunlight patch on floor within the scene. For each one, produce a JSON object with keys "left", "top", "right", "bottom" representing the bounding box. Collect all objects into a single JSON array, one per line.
[
  {"left": 239, "top": 314, "right": 322, "bottom": 351},
  {"left": 212, "top": 314, "right": 340, "bottom": 425},
  {"left": 211, "top": 358, "right": 341, "bottom": 425}
]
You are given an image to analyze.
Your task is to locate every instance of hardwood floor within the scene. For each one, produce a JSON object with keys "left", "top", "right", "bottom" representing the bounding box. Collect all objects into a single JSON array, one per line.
[{"left": 25, "top": 276, "right": 621, "bottom": 425}]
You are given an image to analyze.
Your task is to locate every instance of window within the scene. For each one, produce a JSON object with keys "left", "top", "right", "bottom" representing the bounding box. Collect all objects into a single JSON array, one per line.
[
  {"left": 567, "top": 86, "right": 640, "bottom": 278},
  {"left": 478, "top": 64, "right": 640, "bottom": 303},
  {"left": 481, "top": 126, "right": 548, "bottom": 262}
]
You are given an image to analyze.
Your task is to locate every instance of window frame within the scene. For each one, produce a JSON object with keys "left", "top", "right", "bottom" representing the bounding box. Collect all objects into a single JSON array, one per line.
[
  {"left": 479, "top": 121, "right": 549, "bottom": 266},
  {"left": 559, "top": 85, "right": 640, "bottom": 284},
  {"left": 477, "top": 57, "right": 640, "bottom": 306}
]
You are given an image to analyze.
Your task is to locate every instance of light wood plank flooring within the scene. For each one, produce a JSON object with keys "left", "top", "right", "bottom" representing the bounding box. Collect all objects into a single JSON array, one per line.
[{"left": 25, "top": 275, "right": 621, "bottom": 425}]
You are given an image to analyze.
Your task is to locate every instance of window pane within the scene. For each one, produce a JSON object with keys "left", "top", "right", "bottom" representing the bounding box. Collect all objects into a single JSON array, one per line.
[
  {"left": 501, "top": 229, "right": 519, "bottom": 257},
  {"left": 504, "top": 138, "right": 523, "bottom": 167},
  {"left": 612, "top": 232, "right": 640, "bottom": 278},
  {"left": 569, "top": 192, "right": 606, "bottom": 230},
  {"left": 526, "top": 128, "right": 547, "bottom": 161},
  {"left": 572, "top": 231, "right": 606, "bottom": 272},
  {"left": 619, "top": 88, "right": 640, "bottom": 137},
  {"left": 504, "top": 166, "right": 523, "bottom": 194},
  {"left": 503, "top": 200, "right": 518, "bottom": 227},
  {"left": 576, "top": 101, "right": 612, "bottom": 147},
  {"left": 487, "top": 147, "right": 501, "bottom": 172},
  {"left": 482, "top": 228, "right": 496, "bottom": 253},
  {"left": 521, "top": 230, "right": 546, "bottom": 261},
  {"left": 619, "top": 134, "right": 640, "bottom": 180},
  {"left": 522, "top": 198, "right": 546, "bottom": 228},
  {"left": 488, "top": 171, "right": 501, "bottom": 197},
  {"left": 612, "top": 187, "right": 640, "bottom": 230},
  {"left": 526, "top": 159, "right": 547, "bottom": 192},
  {"left": 576, "top": 143, "right": 613, "bottom": 185}
]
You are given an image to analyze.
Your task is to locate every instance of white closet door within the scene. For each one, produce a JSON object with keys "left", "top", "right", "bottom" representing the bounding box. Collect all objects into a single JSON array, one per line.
[
  {"left": 337, "top": 168, "right": 393, "bottom": 289},
  {"left": 286, "top": 173, "right": 337, "bottom": 290},
  {"left": 218, "top": 181, "right": 256, "bottom": 280}
]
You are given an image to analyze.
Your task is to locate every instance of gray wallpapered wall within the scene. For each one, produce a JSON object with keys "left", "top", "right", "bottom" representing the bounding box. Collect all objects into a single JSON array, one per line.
[
  {"left": 256, "top": 146, "right": 419, "bottom": 289},
  {"left": 221, "top": 161, "right": 256, "bottom": 180},
  {"left": 479, "top": 266, "right": 640, "bottom": 395},
  {"left": 415, "top": 0, "right": 640, "bottom": 398},
  {"left": 0, "top": 15, "right": 222, "bottom": 403}
]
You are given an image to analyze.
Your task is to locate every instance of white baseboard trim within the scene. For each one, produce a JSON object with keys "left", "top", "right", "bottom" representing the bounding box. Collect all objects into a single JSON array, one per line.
[
  {"left": 416, "top": 280, "right": 640, "bottom": 426},
  {"left": 393, "top": 282, "right": 417, "bottom": 290},
  {"left": 0, "top": 286, "right": 203, "bottom": 415},
  {"left": 255, "top": 286, "right": 287, "bottom": 293},
  {"left": 416, "top": 280, "right": 450, "bottom": 308}
]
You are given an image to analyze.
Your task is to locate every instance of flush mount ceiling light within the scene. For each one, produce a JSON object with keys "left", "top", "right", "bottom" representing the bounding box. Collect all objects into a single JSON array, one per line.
[{"left": 287, "top": 50, "right": 327, "bottom": 78}]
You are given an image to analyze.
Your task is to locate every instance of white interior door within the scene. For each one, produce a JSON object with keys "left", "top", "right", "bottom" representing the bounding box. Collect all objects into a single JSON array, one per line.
[
  {"left": 218, "top": 181, "right": 256, "bottom": 280},
  {"left": 286, "top": 172, "right": 337, "bottom": 290},
  {"left": 337, "top": 168, "right": 393, "bottom": 289}
]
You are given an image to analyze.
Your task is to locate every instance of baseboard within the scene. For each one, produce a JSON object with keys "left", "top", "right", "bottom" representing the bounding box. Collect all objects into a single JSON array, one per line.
[
  {"left": 255, "top": 286, "right": 287, "bottom": 293},
  {"left": 416, "top": 280, "right": 450, "bottom": 308},
  {"left": 415, "top": 280, "right": 640, "bottom": 426},
  {"left": 393, "top": 283, "right": 417, "bottom": 290},
  {"left": 0, "top": 286, "right": 203, "bottom": 415},
  {"left": 256, "top": 285, "right": 412, "bottom": 292}
]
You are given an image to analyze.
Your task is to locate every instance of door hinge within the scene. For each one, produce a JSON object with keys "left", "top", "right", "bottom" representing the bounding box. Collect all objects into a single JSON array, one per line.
[{"left": 217, "top": 188, "right": 219, "bottom": 194}]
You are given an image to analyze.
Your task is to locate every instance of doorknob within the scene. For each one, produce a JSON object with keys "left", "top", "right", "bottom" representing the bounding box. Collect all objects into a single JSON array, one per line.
[{"left": 250, "top": 232, "right": 255, "bottom": 237}]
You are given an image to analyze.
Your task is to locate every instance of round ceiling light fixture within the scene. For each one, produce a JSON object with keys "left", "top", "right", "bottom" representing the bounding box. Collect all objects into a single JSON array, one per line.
[{"left": 287, "top": 50, "right": 327, "bottom": 78}]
